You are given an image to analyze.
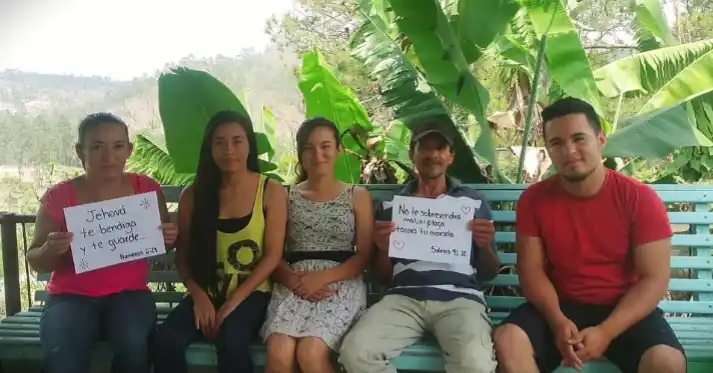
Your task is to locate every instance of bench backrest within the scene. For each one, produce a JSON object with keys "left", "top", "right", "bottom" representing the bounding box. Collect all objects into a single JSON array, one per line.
[{"left": 36, "top": 183, "right": 713, "bottom": 316}]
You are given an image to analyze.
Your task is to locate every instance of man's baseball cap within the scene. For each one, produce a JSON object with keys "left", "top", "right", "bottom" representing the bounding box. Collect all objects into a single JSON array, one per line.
[{"left": 410, "top": 118, "right": 455, "bottom": 147}]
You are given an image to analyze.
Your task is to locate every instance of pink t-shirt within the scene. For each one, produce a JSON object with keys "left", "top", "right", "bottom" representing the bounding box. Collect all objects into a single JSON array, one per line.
[{"left": 42, "top": 173, "right": 162, "bottom": 297}]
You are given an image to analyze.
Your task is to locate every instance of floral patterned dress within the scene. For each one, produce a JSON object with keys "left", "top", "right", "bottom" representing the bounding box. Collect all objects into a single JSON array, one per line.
[{"left": 260, "top": 185, "right": 367, "bottom": 350}]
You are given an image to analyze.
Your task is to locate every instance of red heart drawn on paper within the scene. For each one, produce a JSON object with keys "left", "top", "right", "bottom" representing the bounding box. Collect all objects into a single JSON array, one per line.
[
  {"left": 461, "top": 206, "right": 472, "bottom": 215},
  {"left": 392, "top": 240, "right": 405, "bottom": 250}
]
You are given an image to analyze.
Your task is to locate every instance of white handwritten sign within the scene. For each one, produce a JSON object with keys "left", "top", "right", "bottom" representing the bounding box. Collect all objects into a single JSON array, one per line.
[
  {"left": 63, "top": 191, "right": 165, "bottom": 274},
  {"left": 389, "top": 195, "right": 477, "bottom": 265}
]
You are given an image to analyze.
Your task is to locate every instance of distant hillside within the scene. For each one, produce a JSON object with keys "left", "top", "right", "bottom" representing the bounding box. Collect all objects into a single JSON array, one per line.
[{"left": 0, "top": 48, "right": 305, "bottom": 168}]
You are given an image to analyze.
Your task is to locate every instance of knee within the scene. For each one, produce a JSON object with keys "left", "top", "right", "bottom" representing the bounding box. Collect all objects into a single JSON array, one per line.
[
  {"left": 493, "top": 324, "right": 530, "bottom": 359},
  {"left": 296, "top": 337, "right": 331, "bottom": 370},
  {"left": 639, "top": 345, "right": 686, "bottom": 373},
  {"left": 338, "top": 328, "right": 375, "bottom": 369},
  {"left": 266, "top": 334, "right": 296, "bottom": 370},
  {"left": 112, "top": 328, "right": 151, "bottom": 356},
  {"left": 445, "top": 333, "right": 497, "bottom": 373}
]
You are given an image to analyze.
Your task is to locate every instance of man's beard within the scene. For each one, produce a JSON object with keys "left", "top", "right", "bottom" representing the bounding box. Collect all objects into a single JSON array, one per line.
[
  {"left": 561, "top": 167, "right": 596, "bottom": 182},
  {"left": 419, "top": 167, "right": 444, "bottom": 180}
]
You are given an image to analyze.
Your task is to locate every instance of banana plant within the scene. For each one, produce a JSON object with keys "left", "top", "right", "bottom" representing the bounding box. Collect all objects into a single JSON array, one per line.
[
  {"left": 343, "top": 120, "right": 416, "bottom": 184},
  {"left": 297, "top": 50, "right": 374, "bottom": 183},
  {"left": 591, "top": 27, "right": 713, "bottom": 169},
  {"left": 350, "top": 0, "right": 490, "bottom": 183},
  {"left": 632, "top": 0, "right": 677, "bottom": 52},
  {"left": 352, "top": 0, "right": 512, "bottom": 182},
  {"left": 126, "top": 132, "right": 196, "bottom": 186},
  {"left": 480, "top": 0, "right": 713, "bottom": 167},
  {"left": 156, "top": 67, "right": 281, "bottom": 181},
  {"left": 520, "top": 0, "right": 602, "bottom": 115}
]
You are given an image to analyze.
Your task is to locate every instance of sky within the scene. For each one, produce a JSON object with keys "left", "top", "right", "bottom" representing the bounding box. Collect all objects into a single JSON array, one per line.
[{"left": 0, "top": 0, "right": 295, "bottom": 81}]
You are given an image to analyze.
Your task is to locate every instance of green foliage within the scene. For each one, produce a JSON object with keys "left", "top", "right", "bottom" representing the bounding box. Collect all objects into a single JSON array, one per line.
[
  {"left": 603, "top": 102, "right": 713, "bottom": 159},
  {"left": 158, "top": 67, "right": 250, "bottom": 173},
  {"left": 157, "top": 67, "right": 278, "bottom": 175},
  {"left": 258, "top": 106, "right": 278, "bottom": 161},
  {"left": 350, "top": 0, "right": 488, "bottom": 182},
  {"left": 632, "top": 0, "right": 677, "bottom": 51},
  {"left": 297, "top": 50, "right": 373, "bottom": 183},
  {"left": 126, "top": 134, "right": 195, "bottom": 186},
  {"left": 456, "top": 0, "right": 521, "bottom": 63},
  {"left": 521, "top": 0, "right": 602, "bottom": 115},
  {"left": 594, "top": 39, "right": 713, "bottom": 99},
  {"left": 389, "top": 0, "right": 500, "bottom": 180}
]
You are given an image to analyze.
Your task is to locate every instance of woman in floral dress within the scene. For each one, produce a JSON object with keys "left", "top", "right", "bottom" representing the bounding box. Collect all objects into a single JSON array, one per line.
[{"left": 261, "top": 117, "right": 374, "bottom": 373}]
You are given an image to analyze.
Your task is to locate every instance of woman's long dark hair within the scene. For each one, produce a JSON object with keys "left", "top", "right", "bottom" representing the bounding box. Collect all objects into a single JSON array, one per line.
[
  {"left": 295, "top": 117, "right": 340, "bottom": 183},
  {"left": 187, "top": 110, "right": 260, "bottom": 294}
]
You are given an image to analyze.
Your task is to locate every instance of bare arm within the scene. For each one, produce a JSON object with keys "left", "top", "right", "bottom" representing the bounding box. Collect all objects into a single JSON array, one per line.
[
  {"left": 26, "top": 204, "right": 66, "bottom": 273},
  {"left": 373, "top": 248, "right": 393, "bottom": 285},
  {"left": 272, "top": 261, "right": 295, "bottom": 286},
  {"left": 471, "top": 193, "right": 500, "bottom": 282},
  {"left": 321, "top": 187, "right": 374, "bottom": 283},
  {"left": 517, "top": 234, "right": 566, "bottom": 326},
  {"left": 225, "top": 180, "right": 287, "bottom": 306},
  {"left": 174, "top": 185, "right": 205, "bottom": 296},
  {"left": 476, "top": 241, "right": 501, "bottom": 282},
  {"left": 156, "top": 188, "right": 175, "bottom": 252},
  {"left": 599, "top": 238, "right": 671, "bottom": 338}
]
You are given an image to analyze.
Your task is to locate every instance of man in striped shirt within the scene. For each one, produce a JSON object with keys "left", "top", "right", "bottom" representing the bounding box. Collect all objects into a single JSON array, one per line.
[{"left": 339, "top": 119, "right": 501, "bottom": 373}]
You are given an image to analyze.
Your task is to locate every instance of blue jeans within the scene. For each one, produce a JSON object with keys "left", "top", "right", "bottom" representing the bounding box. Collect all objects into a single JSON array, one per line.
[
  {"left": 40, "top": 290, "right": 156, "bottom": 373},
  {"left": 153, "top": 291, "right": 269, "bottom": 373}
]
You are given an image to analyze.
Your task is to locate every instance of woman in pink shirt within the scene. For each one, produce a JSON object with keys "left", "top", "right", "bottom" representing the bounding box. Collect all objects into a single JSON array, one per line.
[{"left": 25, "top": 113, "right": 178, "bottom": 373}]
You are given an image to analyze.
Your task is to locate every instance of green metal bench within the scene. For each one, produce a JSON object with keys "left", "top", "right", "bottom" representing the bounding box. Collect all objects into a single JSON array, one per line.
[{"left": 1, "top": 183, "right": 713, "bottom": 373}]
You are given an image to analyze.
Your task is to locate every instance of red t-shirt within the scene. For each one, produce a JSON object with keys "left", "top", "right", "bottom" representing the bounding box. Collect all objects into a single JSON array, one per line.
[
  {"left": 516, "top": 169, "right": 672, "bottom": 305},
  {"left": 42, "top": 173, "right": 162, "bottom": 297}
]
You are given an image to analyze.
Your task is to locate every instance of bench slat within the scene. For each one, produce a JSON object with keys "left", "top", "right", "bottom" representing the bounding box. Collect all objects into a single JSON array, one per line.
[
  {"left": 496, "top": 253, "right": 713, "bottom": 269},
  {"left": 35, "top": 250, "right": 713, "bottom": 284},
  {"left": 487, "top": 275, "right": 713, "bottom": 292},
  {"left": 490, "top": 211, "right": 713, "bottom": 224},
  {"left": 6, "top": 311, "right": 713, "bottom": 333},
  {"left": 493, "top": 232, "right": 713, "bottom": 247},
  {"left": 31, "top": 290, "right": 713, "bottom": 315}
]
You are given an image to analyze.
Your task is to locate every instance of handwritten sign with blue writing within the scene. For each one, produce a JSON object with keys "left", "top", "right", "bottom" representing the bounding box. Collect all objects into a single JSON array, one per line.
[
  {"left": 389, "top": 195, "right": 477, "bottom": 265},
  {"left": 63, "top": 191, "right": 164, "bottom": 273}
]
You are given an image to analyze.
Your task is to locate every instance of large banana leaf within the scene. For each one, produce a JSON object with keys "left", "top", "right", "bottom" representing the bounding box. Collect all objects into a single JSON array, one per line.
[
  {"left": 297, "top": 50, "right": 372, "bottom": 183},
  {"left": 388, "top": 0, "right": 500, "bottom": 180},
  {"left": 638, "top": 48, "right": 713, "bottom": 114},
  {"left": 436, "top": 0, "right": 519, "bottom": 64},
  {"left": 259, "top": 106, "right": 277, "bottom": 161},
  {"left": 350, "top": 0, "right": 487, "bottom": 182},
  {"left": 521, "top": 0, "right": 601, "bottom": 112},
  {"left": 456, "top": 0, "right": 520, "bottom": 62},
  {"left": 383, "top": 120, "right": 411, "bottom": 165},
  {"left": 603, "top": 102, "right": 713, "bottom": 159},
  {"left": 158, "top": 67, "right": 275, "bottom": 173},
  {"left": 126, "top": 133, "right": 195, "bottom": 186},
  {"left": 351, "top": 0, "right": 447, "bottom": 123},
  {"left": 633, "top": 0, "right": 677, "bottom": 52},
  {"left": 594, "top": 39, "right": 713, "bottom": 98}
]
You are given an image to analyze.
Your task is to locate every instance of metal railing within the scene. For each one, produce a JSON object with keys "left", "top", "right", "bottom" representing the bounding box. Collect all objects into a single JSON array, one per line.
[{"left": 0, "top": 213, "right": 36, "bottom": 317}]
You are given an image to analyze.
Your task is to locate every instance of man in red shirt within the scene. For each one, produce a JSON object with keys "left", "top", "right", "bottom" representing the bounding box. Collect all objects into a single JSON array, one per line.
[{"left": 493, "top": 97, "right": 686, "bottom": 373}]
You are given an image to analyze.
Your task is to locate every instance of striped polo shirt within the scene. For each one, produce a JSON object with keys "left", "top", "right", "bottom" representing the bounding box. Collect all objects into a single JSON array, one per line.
[{"left": 374, "top": 176, "right": 494, "bottom": 305}]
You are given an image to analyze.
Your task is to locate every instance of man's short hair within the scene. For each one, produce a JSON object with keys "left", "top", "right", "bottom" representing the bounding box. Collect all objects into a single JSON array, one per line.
[{"left": 541, "top": 97, "right": 601, "bottom": 137}]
